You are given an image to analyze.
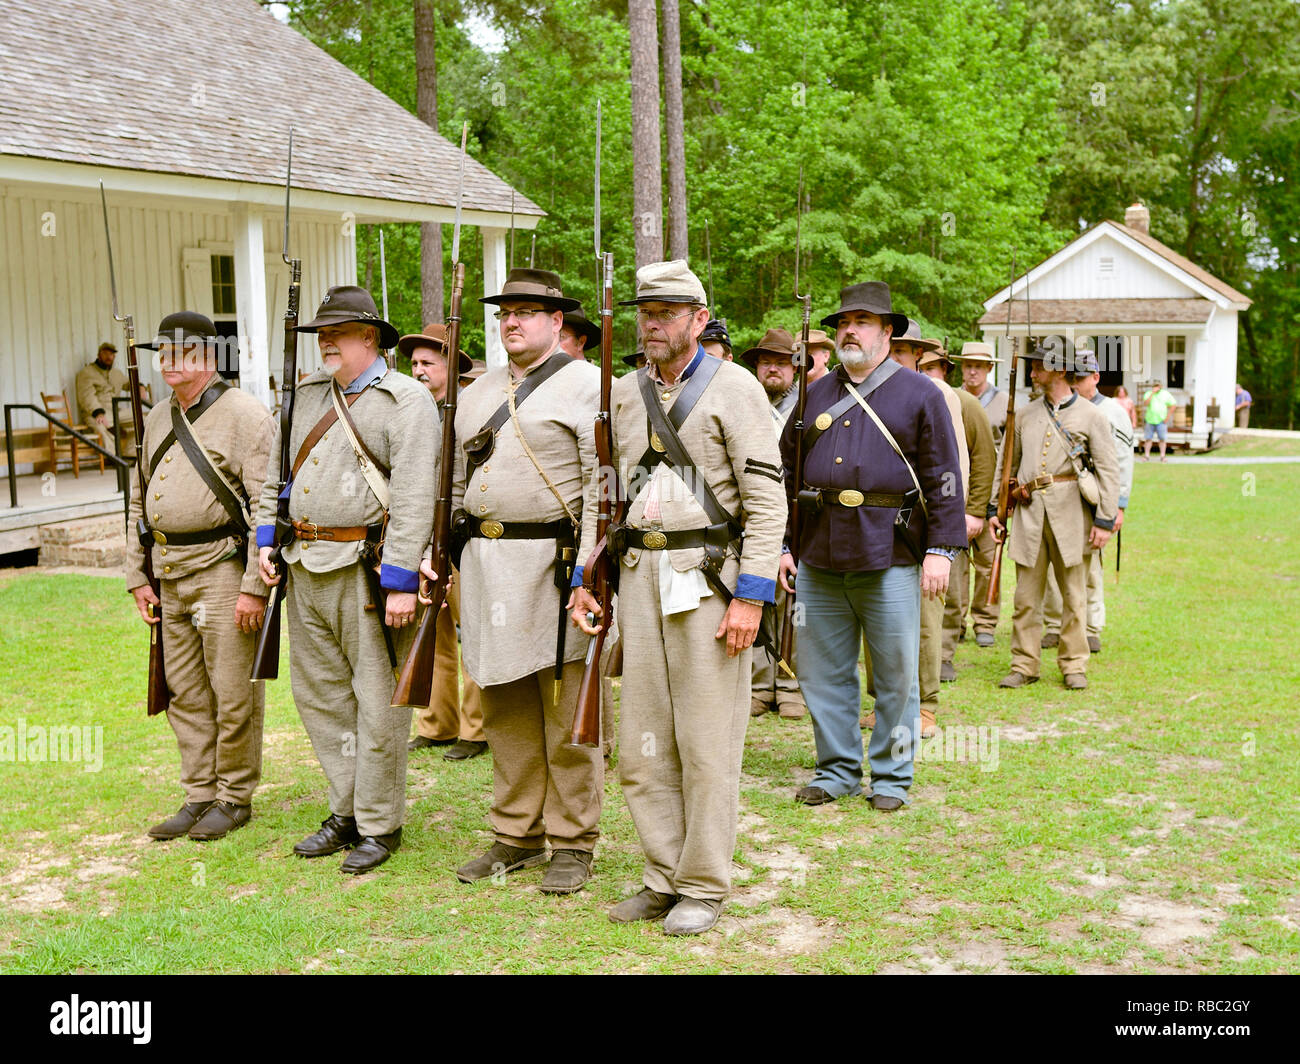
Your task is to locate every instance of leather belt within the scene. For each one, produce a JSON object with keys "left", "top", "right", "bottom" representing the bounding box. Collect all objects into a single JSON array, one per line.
[
  {"left": 145, "top": 521, "right": 245, "bottom": 547},
  {"left": 1025, "top": 473, "right": 1077, "bottom": 491},
  {"left": 291, "top": 520, "right": 379, "bottom": 542},
  {"left": 467, "top": 516, "right": 574, "bottom": 542},
  {"left": 815, "top": 489, "right": 906, "bottom": 508},
  {"left": 609, "top": 522, "right": 732, "bottom": 554}
]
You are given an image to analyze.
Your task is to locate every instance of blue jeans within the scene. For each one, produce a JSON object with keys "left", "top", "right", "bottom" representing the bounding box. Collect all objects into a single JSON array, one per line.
[{"left": 796, "top": 562, "right": 921, "bottom": 801}]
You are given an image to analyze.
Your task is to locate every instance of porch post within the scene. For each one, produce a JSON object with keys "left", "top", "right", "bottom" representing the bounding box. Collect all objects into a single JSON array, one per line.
[
  {"left": 481, "top": 227, "right": 507, "bottom": 369},
  {"left": 232, "top": 204, "right": 272, "bottom": 408}
]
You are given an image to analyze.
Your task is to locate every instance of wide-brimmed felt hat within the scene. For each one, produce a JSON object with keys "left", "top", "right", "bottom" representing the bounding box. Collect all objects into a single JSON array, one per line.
[
  {"left": 918, "top": 347, "right": 954, "bottom": 371},
  {"left": 741, "top": 327, "right": 798, "bottom": 369},
  {"left": 1022, "top": 341, "right": 1084, "bottom": 373},
  {"left": 397, "top": 322, "right": 474, "bottom": 374},
  {"left": 622, "top": 349, "right": 647, "bottom": 369},
  {"left": 820, "top": 281, "right": 909, "bottom": 335},
  {"left": 138, "top": 311, "right": 221, "bottom": 351},
  {"left": 892, "top": 318, "right": 943, "bottom": 353},
  {"left": 460, "top": 358, "right": 487, "bottom": 382},
  {"left": 701, "top": 318, "right": 732, "bottom": 349},
  {"left": 955, "top": 341, "right": 1001, "bottom": 365},
  {"left": 562, "top": 308, "right": 602, "bottom": 351},
  {"left": 805, "top": 328, "right": 835, "bottom": 352},
  {"left": 296, "top": 285, "right": 399, "bottom": 349},
  {"left": 480, "top": 268, "right": 579, "bottom": 313},
  {"left": 619, "top": 259, "right": 707, "bottom": 306}
]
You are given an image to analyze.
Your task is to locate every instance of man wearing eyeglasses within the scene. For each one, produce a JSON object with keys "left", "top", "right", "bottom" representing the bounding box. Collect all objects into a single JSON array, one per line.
[
  {"left": 570, "top": 260, "right": 786, "bottom": 935},
  {"left": 438, "top": 268, "right": 604, "bottom": 896}
]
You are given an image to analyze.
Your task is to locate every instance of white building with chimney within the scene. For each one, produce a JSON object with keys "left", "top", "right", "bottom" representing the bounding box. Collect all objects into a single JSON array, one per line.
[{"left": 979, "top": 204, "right": 1252, "bottom": 450}]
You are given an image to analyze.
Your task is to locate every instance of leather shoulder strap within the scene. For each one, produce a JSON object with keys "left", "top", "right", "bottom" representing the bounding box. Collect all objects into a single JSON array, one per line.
[
  {"left": 801, "top": 359, "right": 901, "bottom": 454},
  {"left": 148, "top": 377, "right": 231, "bottom": 477},
  {"left": 291, "top": 388, "right": 391, "bottom": 481},
  {"left": 169, "top": 400, "right": 251, "bottom": 530},
  {"left": 635, "top": 364, "right": 740, "bottom": 538},
  {"left": 465, "top": 353, "right": 569, "bottom": 480},
  {"left": 632, "top": 353, "right": 723, "bottom": 476}
]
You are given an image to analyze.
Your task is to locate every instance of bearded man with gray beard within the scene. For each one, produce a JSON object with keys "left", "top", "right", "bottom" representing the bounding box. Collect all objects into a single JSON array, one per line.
[{"left": 777, "top": 282, "right": 966, "bottom": 811}]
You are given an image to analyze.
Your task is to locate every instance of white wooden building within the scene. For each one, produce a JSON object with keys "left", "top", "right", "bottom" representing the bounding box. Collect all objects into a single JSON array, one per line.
[
  {"left": 0, "top": 0, "right": 541, "bottom": 439},
  {"left": 978, "top": 204, "right": 1252, "bottom": 449}
]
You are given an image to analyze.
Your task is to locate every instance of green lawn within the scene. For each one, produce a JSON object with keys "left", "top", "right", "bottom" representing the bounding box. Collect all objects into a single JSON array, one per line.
[{"left": 1, "top": 458, "right": 1297, "bottom": 973}]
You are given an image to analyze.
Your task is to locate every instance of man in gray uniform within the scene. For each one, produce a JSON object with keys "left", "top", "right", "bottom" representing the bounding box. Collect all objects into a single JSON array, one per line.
[{"left": 257, "top": 286, "right": 436, "bottom": 873}]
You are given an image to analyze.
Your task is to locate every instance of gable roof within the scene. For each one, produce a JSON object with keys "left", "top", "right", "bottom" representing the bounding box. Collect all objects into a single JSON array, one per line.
[
  {"left": 984, "top": 219, "right": 1251, "bottom": 313},
  {"left": 977, "top": 298, "right": 1214, "bottom": 328},
  {"left": 0, "top": 0, "right": 542, "bottom": 218}
]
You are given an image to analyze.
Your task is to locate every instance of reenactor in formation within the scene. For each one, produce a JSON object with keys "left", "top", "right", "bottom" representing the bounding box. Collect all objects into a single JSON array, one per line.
[{"left": 117, "top": 232, "right": 1140, "bottom": 936}]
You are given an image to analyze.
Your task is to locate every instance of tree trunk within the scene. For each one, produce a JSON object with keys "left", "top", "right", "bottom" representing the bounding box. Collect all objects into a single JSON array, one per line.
[
  {"left": 415, "top": 0, "right": 444, "bottom": 323},
  {"left": 661, "top": 0, "right": 688, "bottom": 260},
  {"left": 628, "top": 0, "right": 663, "bottom": 267}
]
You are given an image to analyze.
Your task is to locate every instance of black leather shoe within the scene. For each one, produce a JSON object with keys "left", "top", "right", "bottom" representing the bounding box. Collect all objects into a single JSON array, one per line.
[
  {"left": 293, "top": 814, "right": 360, "bottom": 858},
  {"left": 148, "top": 801, "right": 214, "bottom": 841},
  {"left": 340, "top": 828, "right": 401, "bottom": 874},
  {"left": 408, "top": 735, "right": 456, "bottom": 751},
  {"left": 795, "top": 785, "right": 836, "bottom": 806},
  {"left": 188, "top": 801, "right": 251, "bottom": 841},
  {"left": 443, "top": 739, "right": 489, "bottom": 761}
]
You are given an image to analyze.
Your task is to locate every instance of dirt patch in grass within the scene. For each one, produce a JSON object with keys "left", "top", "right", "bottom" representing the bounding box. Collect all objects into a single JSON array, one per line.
[{"left": 880, "top": 941, "right": 1013, "bottom": 974}]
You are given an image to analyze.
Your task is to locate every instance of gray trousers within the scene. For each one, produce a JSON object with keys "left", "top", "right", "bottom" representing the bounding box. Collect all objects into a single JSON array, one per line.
[
  {"left": 618, "top": 556, "right": 751, "bottom": 902},
  {"left": 287, "top": 563, "right": 414, "bottom": 837}
]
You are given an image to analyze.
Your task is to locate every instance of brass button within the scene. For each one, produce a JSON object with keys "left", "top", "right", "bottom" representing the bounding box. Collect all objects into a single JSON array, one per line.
[
  {"left": 159, "top": 474, "right": 166, "bottom": 481},
  {"left": 322, "top": 433, "right": 328, "bottom": 441},
  {"left": 814, "top": 412, "right": 832, "bottom": 431},
  {"left": 302, "top": 542, "right": 310, "bottom": 550},
  {"left": 154, "top": 492, "right": 161, "bottom": 500},
  {"left": 303, "top": 487, "right": 310, "bottom": 494},
  {"left": 843, "top": 420, "right": 851, "bottom": 427},
  {"left": 153, "top": 512, "right": 160, "bottom": 521},
  {"left": 480, "top": 484, "right": 487, "bottom": 492},
  {"left": 160, "top": 548, "right": 168, "bottom": 556},
  {"left": 835, "top": 457, "right": 843, "bottom": 464},
  {"left": 164, "top": 455, "right": 171, "bottom": 463},
  {"left": 483, "top": 465, "right": 490, "bottom": 473},
  {"left": 479, "top": 504, "right": 487, "bottom": 513},
  {"left": 163, "top": 565, "right": 172, "bottom": 574},
  {"left": 662, "top": 392, "right": 671, "bottom": 402},
  {"left": 313, "top": 457, "right": 319, "bottom": 465}
]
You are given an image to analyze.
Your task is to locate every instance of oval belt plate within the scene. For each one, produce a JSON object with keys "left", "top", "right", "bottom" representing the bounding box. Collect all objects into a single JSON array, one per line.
[
  {"left": 815, "top": 412, "right": 833, "bottom": 431},
  {"left": 152, "top": 529, "right": 168, "bottom": 545},
  {"left": 642, "top": 530, "right": 668, "bottom": 550},
  {"left": 838, "top": 489, "right": 865, "bottom": 507},
  {"left": 480, "top": 520, "right": 505, "bottom": 539},
  {"left": 650, "top": 432, "right": 666, "bottom": 453}
]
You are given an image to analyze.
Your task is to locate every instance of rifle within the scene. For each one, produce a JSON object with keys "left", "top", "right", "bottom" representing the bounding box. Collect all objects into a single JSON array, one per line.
[
  {"left": 571, "top": 100, "right": 620, "bottom": 748},
  {"left": 391, "top": 122, "right": 470, "bottom": 709},
  {"left": 779, "top": 169, "right": 812, "bottom": 668},
  {"left": 987, "top": 251, "right": 1023, "bottom": 606},
  {"left": 251, "top": 130, "right": 302, "bottom": 681},
  {"left": 101, "top": 182, "right": 169, "bottom": 717}
]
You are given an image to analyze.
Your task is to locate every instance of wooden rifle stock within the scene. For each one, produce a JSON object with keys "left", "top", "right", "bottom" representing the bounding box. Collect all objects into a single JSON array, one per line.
[
  {"left": 570, "top": 251, "right": 617, "bottom": 747},
  {"left": 252, "top": 132, "right": 301, "bottom": 681},
  {"left": 392, "top": 262, "right": 465, "bottom": 708}
]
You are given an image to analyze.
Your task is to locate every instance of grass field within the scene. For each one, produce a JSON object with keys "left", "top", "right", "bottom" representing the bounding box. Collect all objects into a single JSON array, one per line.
[{"left": 1, "top": 457, "right": 1297, "bottom": 974}]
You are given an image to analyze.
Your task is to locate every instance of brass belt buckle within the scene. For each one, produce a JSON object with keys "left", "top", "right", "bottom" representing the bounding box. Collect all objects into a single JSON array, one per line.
[
  {"left": 838, "top": 489, "right": 865, "bottom": 507},
  {"left": 480, "top": 519, "right": 505, "bottom": 539},
  {"left": 299, "top": 521, "right": 320, "bottom": 541},
  {"left": 642, "top": 530, "right": 668, "bottom": 550}
]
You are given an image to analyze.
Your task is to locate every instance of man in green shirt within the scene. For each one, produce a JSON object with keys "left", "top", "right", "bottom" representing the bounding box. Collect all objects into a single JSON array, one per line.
[{"left": 1141, "top": 381, "right": 1177, "bottom": 462}]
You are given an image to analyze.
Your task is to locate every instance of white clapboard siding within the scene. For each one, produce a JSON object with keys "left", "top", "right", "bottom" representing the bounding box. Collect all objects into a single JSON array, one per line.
[
  {"left": 1030, "top": 233, "right": 1198, "bottom": 301},
  {"left": 0, "top": 186, "right": 355, "bottom": 432}
]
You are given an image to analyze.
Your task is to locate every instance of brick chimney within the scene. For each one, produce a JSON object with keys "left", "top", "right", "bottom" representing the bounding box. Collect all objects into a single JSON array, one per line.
[{"left": 1125, "top": 202, "right": 1150, "bottom": 235}]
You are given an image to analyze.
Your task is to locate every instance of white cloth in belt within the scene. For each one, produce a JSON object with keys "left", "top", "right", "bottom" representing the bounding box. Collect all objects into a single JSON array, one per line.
[{"left": 644, "top": 472, "right": 712, "bottom": 616}]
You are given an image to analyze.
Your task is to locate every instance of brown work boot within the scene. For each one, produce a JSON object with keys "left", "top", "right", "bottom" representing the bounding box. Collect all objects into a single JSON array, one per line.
[
  {"left": 456, "top": 842, "right": 547, "bottom": 883},
  {"left": 609, "top": 888, "right": 677, "bottom": 923},
  {"left": 540, "top": 849, "right": 593, "bottom": 895},
  {"left": 1063, "top": 673, "right": 1088, "bottom": 690},
  {"left": 1087, "top": 635, "right": 1102, "bottom": 654},
  {"left": 998, "top": 672, "right": 1039, "bottom": 689},
  {"left": 750, "top": 697, "right": 774, "bottom": 718},
  {"left": 777, "top": 698, "right": 807, "bottom": 720},
  {"left": 1041, "top": 632, "right": 1060, "bottom": 649}
]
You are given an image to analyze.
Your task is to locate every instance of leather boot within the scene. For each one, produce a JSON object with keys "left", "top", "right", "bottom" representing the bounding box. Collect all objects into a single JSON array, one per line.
[
  {"left": 148, "top": 801, "right": 214, "bottom": 841},
  {"left": 340, "top": 828, "right": 402, "bottom": 874},
  {"left": 608, "top": 888, "right": 677, "bottom": 923},
  {"left": 293, "top": 814, "right": 360, "bottom": 858},
  {"left": 188, "top": 801, "right": 251, "bottom": 841},
  {"left": 539, "top": 849, "right": 593, "bottom": 894}
]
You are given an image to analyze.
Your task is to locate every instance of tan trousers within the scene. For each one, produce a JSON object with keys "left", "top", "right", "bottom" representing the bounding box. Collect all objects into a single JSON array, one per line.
[
  {"left": 287, "top": 563, "right": 415, "bottom": 837},
  {"left": 1042, "top": 550, "right": 1105, "bottom": 638},
  {"left": 751, "top": 583, "right": 805, "bottom": 707},
  {"left": 862, "top": 584, "right": 944, "bottom": 719},
  {"left": 478, "top": 661, "right": 602, "bottom": 851},
  {"left": 160, "top": 559, "right": 265, "bottom": 804},
  {"left": 415, "top": 574, "right": 484, "bottom": 742},
  {"left": 1010, "top": 522, "right": 1090, "bottom": 677},
  {"left": 942, "top": 524, "right": 998, "bottom": 660},
  {"left": 618, "top": 557, "right": 750, "bottom": 902}
]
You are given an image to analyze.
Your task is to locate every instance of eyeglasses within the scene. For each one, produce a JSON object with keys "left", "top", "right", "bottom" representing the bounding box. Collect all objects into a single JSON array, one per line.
[
  {"left": 492, "top": 308, "right": 548, "bottom": 322},
  {"left": 636, "top": 308, "right": 695, "bottom": 325}
]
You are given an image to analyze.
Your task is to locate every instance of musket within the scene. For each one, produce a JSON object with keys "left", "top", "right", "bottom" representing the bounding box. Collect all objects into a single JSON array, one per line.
[
  {"left": 251, "top": 129, "right": 303, "bottom": 680},
  {"left": 571, "top": 100, "right": 621, "bottom": 747},
  {"left": 101, "top": 182, "right": 169, "bottom": 717},
  {"left": 379, "top": 227, "right": 393, "bottom": 369},
  {"left": 392, "top": 121, "right": 470, "bottom": 708},
  {"left": 778, "top": 170, "right": 812, "bottom": 674},
  {"left": 987, "top": 251, "right": 1022, "bottom": 606}
]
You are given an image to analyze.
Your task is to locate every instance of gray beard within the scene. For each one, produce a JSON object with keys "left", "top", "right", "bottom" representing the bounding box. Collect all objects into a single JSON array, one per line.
[{"left": 837, "top": 344, "right": 870, "bottom": 372}]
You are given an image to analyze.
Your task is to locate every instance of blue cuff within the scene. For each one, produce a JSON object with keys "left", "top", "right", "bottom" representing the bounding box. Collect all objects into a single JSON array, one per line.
[
  {"left": 1093, "top": 515, "right": 1116, "bottom": 531},
  {"left": 380, "top": 563, "right": 420, "bottom": 592},
  {"left": 735, "top": 574, "right": 776, "bottom": 603},
  {"left": 1118, "top": 495, "right": 1129, "bottom": 510},
  {"left": 571, "top": 565, "right": 584, "bottom": 588},
  {"left": 257, "top": 524, "right": 275, "bottom": 549}
]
